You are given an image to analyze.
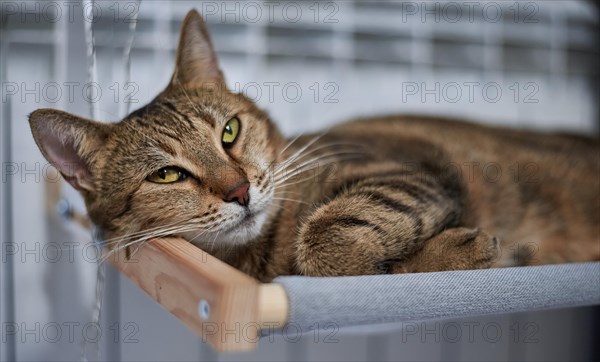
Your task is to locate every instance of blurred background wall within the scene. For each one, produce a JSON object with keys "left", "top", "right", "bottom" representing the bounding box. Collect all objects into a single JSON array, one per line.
[{"left": 1, "top": 1, "right": 599, "bottom": 361}]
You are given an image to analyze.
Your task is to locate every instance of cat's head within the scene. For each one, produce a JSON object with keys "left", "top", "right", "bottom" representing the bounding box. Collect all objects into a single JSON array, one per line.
[{"left": 29, "top": 10, "right": 286, "bottom": 247}]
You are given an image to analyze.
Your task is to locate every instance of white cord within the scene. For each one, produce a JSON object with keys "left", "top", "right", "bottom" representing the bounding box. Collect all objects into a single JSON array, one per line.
[
  {"left": 120, "top": 0, "right": 140, "bottom": 117},
  {"left": 81, "top": 237, "right": 105, "bottom": 362},
  {"left": 82, "top": 0, "right": 99, "bottom": 120},
  {"left": 81, "top": 1, "right": 101, "bottom": 359}
]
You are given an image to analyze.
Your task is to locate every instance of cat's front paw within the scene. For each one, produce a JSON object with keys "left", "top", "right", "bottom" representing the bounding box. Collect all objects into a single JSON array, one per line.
[
  {"left": 391, "top": 227, "right": 500, "bottom": 273},
  {"left": 294, "top": 214, "right": 388, "bottom": 277},
  {"left": 446, "top": 227, "right": 500, "bottom": 269}
]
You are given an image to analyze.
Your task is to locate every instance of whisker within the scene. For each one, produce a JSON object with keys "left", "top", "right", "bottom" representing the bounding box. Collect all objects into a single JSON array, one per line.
[
  {"left": 100, "top": 221, "right": 222, "bottom": 263},
  {"left": 101, "top": 213, "right": 221, "bottom": 247},
  {"left": 274, "top": 153, "right": 360, "bottom": 184},
  {"left": 188, "top": 224, "right": 219, "bottom": 244},
  {"left": 279, "top": 133, "right": 304, "bottom": 157},
  {"left": 101, "top": 223, "right": 196, "bottom": 247},
  {"left": 274, "top": 153, "right": 364, "bottom": 185},
  {"left": 100, "top": 220, "right": 187, "bottom": 244},
  {"left": 272, "top": 197, "right": 310, "bottom": 205},
  {"left": 272, "top": 159, "right": 359, "bottom": 190},
  {"left": 209, "top": 230, "right": 222, "bottom": 252},
  {"left": 274, "top": 133, "right": 329, "bottom": 174},
  {"left": 274, "top": 143, "right": 366, "bottom": 178},
  {"left": 100, "top": 225, "right": 201, "bottom": 263},
  {"left": 275, "top": 140, "right": 364, "bottom": 170},
  {"left": 128, "top": 222, "right": 219, "bottom": 261},
  {"left": 273, "top": 176, "right": 319, "bottom": 190}
]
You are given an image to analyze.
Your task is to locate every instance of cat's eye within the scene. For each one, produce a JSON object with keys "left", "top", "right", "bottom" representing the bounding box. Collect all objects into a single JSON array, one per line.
[
  {"left": 147, "top": 167, "right": 188, "bottom": 184},
  {"left": 222, "top": 117, "right": 240, "bottom": 147}
]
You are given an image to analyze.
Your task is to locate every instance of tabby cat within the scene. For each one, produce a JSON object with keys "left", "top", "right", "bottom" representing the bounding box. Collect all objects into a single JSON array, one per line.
[{"left": 29, "top": 10, "right": 599, "bottom": 282}]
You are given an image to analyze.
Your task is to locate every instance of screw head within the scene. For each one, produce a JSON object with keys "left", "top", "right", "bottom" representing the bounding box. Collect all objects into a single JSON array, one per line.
[
  {"left": 56, "top": 198, "right": 73, "bottom": 219},
  {"left": 198, "top": 300, "right": 210, "bottom": 320}
]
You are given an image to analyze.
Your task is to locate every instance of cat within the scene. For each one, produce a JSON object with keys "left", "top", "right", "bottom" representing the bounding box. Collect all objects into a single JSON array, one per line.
[{"left": 29, "top": 10, "right": 599, "bottom": 282}]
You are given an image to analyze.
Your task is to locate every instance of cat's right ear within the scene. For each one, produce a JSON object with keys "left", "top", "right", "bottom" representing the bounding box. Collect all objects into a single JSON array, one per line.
[
  {"left": 29, "top": 109, "right": 111, "bottom": 193},
  {"left": 170, "top": 9, "right": 225, "bottom": 89},
  {"left": 171, "top": 10, "right": 225, "bottom": 88}
]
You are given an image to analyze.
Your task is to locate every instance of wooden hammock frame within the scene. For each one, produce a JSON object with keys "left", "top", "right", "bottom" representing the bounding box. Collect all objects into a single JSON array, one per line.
[{"left": 109, "top": 237, "right": 289, "bottom": 352}]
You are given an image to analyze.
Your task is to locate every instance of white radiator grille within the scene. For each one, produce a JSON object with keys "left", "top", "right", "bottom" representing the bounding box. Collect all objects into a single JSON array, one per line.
[{"left": 4, "top": 1, "right": 597, "bottom": 133}]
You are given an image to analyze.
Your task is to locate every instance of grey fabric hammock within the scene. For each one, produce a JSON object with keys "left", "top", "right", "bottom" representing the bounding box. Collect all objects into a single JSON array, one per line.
[{"left": 274, "top": 262, "right": 600, "bottom": 332}]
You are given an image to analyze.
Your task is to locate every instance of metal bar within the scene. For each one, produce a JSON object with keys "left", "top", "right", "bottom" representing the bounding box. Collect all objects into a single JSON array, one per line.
[{"left": 0, "top": 24, "right": 16, "bottom": 361}]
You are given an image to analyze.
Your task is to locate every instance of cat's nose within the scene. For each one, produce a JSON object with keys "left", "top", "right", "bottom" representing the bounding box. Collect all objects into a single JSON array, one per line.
[{"left": 224, "top": 181, "right": 250, "bottom": 206}]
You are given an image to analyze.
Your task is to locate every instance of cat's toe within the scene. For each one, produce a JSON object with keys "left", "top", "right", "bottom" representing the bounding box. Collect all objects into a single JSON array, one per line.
[
  {"left": 438, "top": 227, "right": 500, "bottom": 269},
  {"left": 462, "top": 229, "right": 500, "bottom": 268}
]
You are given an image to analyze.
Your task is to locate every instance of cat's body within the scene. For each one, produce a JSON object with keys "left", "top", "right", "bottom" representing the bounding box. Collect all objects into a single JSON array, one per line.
[
  {"left": 215, "top": 116, "right": 600, "bottom": 281},
  {"left": 29, "top": 10, "right": 599, "bottom": 282}
]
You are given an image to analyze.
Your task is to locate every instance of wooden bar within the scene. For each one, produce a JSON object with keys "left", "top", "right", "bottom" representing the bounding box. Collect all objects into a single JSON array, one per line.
[{"left": 109, "top": 237, "right": 289, "bottom": 352}]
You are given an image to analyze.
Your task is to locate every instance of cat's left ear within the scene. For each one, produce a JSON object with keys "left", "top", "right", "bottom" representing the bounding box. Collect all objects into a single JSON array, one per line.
[
  {"left": 170, "top": 9, "right": 225, "bottom": 89},
  {"left": 29, "top": 109, "right": 111, "bottom": 193}
]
